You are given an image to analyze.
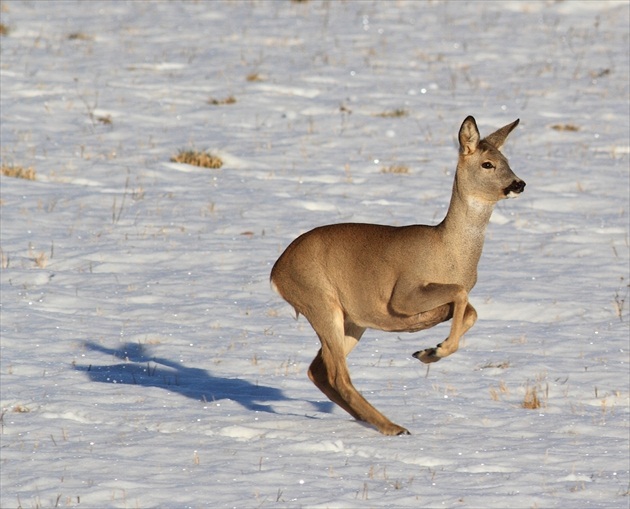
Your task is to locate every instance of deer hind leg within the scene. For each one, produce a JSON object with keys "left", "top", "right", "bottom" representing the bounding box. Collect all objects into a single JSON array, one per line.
[
  {"left": 308, "top": 321, "right": 363, "bottom": 420},
  {"left": 307, "top": 308, "right": 410, "bottom": 436},
  {"left": 414, "top": 302, "right": 477, "bottom": 364}
]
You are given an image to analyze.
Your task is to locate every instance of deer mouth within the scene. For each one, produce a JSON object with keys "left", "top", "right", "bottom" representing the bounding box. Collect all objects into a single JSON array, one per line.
[{"left": 503, "top": 180, "right": 526, "bottom": 198}]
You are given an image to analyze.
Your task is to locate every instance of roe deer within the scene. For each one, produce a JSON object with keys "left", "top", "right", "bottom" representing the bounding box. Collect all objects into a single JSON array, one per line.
[{"left": 270, "top": 116, "right": 525, "bottom": 435}]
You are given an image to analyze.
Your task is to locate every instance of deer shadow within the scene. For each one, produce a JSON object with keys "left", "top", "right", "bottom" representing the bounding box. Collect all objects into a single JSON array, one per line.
[{"left": 74, "top": 341, "right": 333, "bottom": 415}]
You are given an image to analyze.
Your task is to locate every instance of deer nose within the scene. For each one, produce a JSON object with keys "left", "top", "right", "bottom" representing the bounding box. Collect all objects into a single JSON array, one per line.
[{"left": 504, "top": 180, "right": 525, "bottom": 196}]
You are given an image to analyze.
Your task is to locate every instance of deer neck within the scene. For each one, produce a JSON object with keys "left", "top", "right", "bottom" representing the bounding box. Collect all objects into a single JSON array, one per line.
[{"left": 439, "top": 178, "right": 495, "bottom": 259}]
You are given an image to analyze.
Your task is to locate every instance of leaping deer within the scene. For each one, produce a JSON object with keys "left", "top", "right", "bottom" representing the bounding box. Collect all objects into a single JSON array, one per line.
[{"left": 270, "top": 116, "right": 525, "bottom": 435}]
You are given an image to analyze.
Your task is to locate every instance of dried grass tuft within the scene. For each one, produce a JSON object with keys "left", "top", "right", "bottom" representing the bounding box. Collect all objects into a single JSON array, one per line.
[
  {"left": 381, "top": 165, "right": 410, "bottom": 174},
  {"left": 1, "top": 164, "right": 36, "bottom": 180},
  {"left": 68, "top": 32, "right": 93, "bottom": 41},
  {"left": 170, "top": 150, "right": 223, "bottom": 169},
  {"left": 208, "top": 96, "right": 236, "bottom": 105},
  {"left": 551, "top": 124, "right": 580, "bottom": 132},
  {"left": 522, "top": 384, "right": 541, "bottom": 409},
  {"left": 246, "top": 72, "right": 264, "bottom": 82},
  {"left": 375, "top": 109, "right": 408, "bottom": 118}
]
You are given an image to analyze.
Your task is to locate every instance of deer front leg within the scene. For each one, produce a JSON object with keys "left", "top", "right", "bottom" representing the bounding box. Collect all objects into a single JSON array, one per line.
[
  {"left": 389, "top": 281, "right": 473, "bottom": 364},
  {"left": 413, "top": 303, "right": 477, "bottom": 363}
]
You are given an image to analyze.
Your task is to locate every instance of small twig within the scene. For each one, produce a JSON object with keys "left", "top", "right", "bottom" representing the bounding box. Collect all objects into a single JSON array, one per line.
[
  {"left": 112, "top": 173, "right": 130, "bottom": 224},
  {"left": 76, "top": 85, "right": 99, "bottom": 130}
]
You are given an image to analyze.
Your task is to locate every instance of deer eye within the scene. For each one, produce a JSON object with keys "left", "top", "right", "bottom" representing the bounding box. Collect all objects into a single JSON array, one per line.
[{"left": 481, "top": 162, "right": 495, "bottom": 169}]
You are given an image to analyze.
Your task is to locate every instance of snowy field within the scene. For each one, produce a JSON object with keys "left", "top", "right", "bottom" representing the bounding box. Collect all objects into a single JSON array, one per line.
[{"left": 1, "top": 1, "right": 629, "bottom": 508}]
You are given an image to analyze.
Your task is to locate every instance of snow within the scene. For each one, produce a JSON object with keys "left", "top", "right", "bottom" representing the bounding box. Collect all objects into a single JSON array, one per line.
[{"left": 1, "top": 1, "right": 628, "bottom": 508}]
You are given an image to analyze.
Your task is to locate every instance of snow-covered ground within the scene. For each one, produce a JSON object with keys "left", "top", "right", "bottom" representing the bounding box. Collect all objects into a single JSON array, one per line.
[{"left": 1, "top": 1, "right": 629, "bottom": 508}]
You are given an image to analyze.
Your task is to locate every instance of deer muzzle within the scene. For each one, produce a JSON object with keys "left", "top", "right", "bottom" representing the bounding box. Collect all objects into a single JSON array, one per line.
[{"left": 503, "top": 179, "right": 526, "bottom": 197}]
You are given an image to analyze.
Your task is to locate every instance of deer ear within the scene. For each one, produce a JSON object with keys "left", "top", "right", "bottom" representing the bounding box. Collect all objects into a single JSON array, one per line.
[
  {"left": 484, "top": 118, "right": 520, "bottom": 150},
  {"left": 459, "top": 116, "right": 480, "bottom": 155}
]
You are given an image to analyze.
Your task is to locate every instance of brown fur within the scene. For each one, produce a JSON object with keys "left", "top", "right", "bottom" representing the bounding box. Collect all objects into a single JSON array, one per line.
[{"left": 271, "top": 116, "right": 525, "bottom": 435}]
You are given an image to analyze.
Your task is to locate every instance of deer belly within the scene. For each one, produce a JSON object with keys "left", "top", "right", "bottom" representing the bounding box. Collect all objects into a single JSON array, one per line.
[{"left": 373, "top": 304, "right": 453, "bottom": 333}]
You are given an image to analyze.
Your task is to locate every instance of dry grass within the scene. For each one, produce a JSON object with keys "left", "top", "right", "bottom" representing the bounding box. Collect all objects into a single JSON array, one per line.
[
  {"left": 170, "top": 150, "right": 223, "bottom": 169},
  {"left": 68, "top": 32, "right": 93, "bottom": 41},
  {"left": 246, "top": 72, "right": 264, "bottom": 82},
  {"left": 522, "top": 384, "right": 541, "bottom": 409},
  {"left": 522, "top": 380, "right": 549, "bottom": 410},
  {"left": 590, "top": 68, "right": 611, "bottom": 79},
  {"left": 28, "top": 242, "right": 50, "bottom": 268},
  {"left": 0, "top": 23, "right": 9, "bottom": 36},
  {"left": 480, "top": 359, "right": 511, "bottom": 369},
  {"left": 375, "top": 108, "right": 408, "bottom": 118},
  {"left": 33, "top": 251, "right": 48, "bottom": 268},
  {"left": 381, "top": 164, "right": 410, "bottom": 174},
  {"left": 1, "top": 164, "right": 36, "bottom": 180},
  {"left": 613, "top": 278, "right": 628, "bottom": 320},
  {"left": 551, "top": 124, "right": 580, "bottom": 132},
  {"left": 96, "top": 114, "right": 112, "bottom": 125},
  {"left": 208, "top": 95, "right": 236, "bottom": 105},
  {"left": 489, "top": 380, "right": 509, "bottom": 401}
]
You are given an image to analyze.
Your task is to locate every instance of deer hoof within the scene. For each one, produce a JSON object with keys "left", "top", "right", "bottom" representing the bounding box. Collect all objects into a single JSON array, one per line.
[
  {"left": 412, "top": 348, "right": 441, "bottom": 364},
  {"left": 379, "top": 422, "right": 410, "bottom": 435}
]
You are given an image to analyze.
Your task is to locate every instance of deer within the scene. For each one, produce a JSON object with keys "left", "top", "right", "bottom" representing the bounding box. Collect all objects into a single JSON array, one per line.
[{"left": 270, "top": 116, "right": 525, "bottom": 436}]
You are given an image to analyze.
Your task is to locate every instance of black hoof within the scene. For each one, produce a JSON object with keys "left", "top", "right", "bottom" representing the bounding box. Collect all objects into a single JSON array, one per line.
[
  {"left": 413, "top": 348, "right": 437, "bottom": 359},
  {"left": 412, "top": 348, "right": 440, "bottom": 364}
]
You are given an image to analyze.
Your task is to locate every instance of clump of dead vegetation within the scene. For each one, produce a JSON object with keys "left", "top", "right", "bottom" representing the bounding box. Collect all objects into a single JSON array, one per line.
[
  {"left": 381, "top": 164, "right": 410, "bottom": 174},
  {"left": 0, "top": 23, "right": 9, "bottom": 36},
  {"left": 246, "top": 72, "right": 264, "bottom": 82},
  {"left": 208, "top": 95, "right": 236, "bottom": 105},
  {"left": 551, "top": 124, "right": 580, "bottom": 132},
  {"left": 67, "top": 32, "right": 93, "bottom": 41},
  {"left": 1, "top": 163, "right": 36, "bottom": 180},
  {"left": 375, "top": 108, "right": 408, "bottom": 118},
  {"left": 522, "top": 378, "right": 549, "bottom": 410},
  {"left": 170, "top": 150, "right": 223, "bottom": 169},
  {"left": 522, "top": 384, "right": 542, "bottom": 409},
  {"left": 96, "top": 114, "right": 112, "bottom": 125}
]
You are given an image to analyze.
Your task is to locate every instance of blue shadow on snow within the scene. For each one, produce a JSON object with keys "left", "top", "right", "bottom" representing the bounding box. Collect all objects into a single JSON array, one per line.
[{"left": 74, "top": 341, "right": 333, "bottom": 415}]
